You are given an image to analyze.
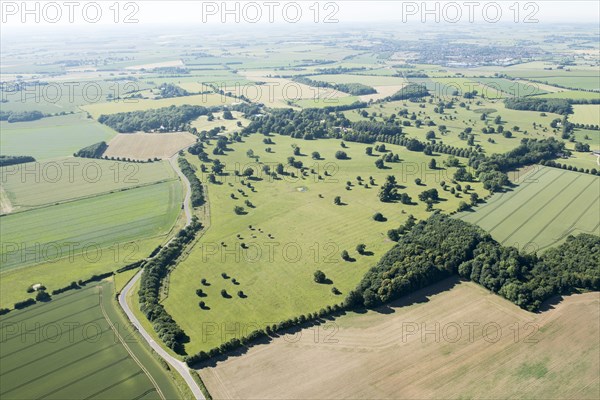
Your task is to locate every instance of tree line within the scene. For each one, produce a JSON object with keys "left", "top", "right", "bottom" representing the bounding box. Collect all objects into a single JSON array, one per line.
[
  {"left": 138, "top": 217, "right": 202, "bottom": 353},
  {"left": 178, "top": 157, "right": 206, "bottom": 207}
]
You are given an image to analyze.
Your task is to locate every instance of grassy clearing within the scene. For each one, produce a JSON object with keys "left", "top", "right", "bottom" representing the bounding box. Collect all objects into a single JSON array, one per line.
[
  {"left": 191, "top": 111, "right": 250, "bottom": 134},
  {"left": 164, "top": 134, "right": 487, "bottom": 354},
  {"left": 200, "top": 280, "right": 599, "bottom": 400},
  {"left": 81, "top": 94, "right": 235, "bottom": 118},
  {"left": 0, "top": 113, "right": 116, "bottom": 160},
  {"left": 343, "top": 97, "right": 562, "bottom": 154},
  {"left": 472, "top": 77, "right": 548, "bottom": 97},
  {"left": 1, "top": 158, "right": 176, "bottom": 212},
  {"left": 0, "top": 280, "right": 185, "bottom": 400},
  {"left": 0, "top": 179, "right": 181, "bottom": 275},
  {"left": 458, "top": 166, "right": 600, "bottom": 252}
]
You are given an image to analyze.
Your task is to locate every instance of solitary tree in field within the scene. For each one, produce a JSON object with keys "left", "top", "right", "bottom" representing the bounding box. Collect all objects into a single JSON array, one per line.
[
  {"left": 429, "top": 158, "right": 437, "bottom": 169},
  {"left": 341, "top": 250, "right": 350, "bottom": 261},
  {"left": 314, "top": 270, "right": 327, "bottom": 283},
  {"left": 221, "top": 289, "right": 229, "bottom": 298},
  {"left": 373, "top": 212, "right": 385, "bottom": 221},
  {"left": 375, "top": 159, "right": 385, "bottom": 169},
  {"left": 334, "top": 196, "right": 342, "bottom": 205},
  {"left": 356, "top": 244, "right": 366, "bottom": 255},
  {"left": 234, "top": 206, "right": 245, "bottom": 215},
  {"left": 243, "top": 167, "right": 254, "bottom": 177},
  {"left": 335, "top": 150, "right": 348, "bottom": 160},
  {"left": 457, "top": 201, "right": 470, "bottom": 212},
  {"left": 212, "top": 159, "right": 225, "bottom": 175},
  {"left": 365, "top": 147, "right": 373, "bottom": 156},
  {"left": 312, "top": 151, "right": 321, "bottom": 160}
]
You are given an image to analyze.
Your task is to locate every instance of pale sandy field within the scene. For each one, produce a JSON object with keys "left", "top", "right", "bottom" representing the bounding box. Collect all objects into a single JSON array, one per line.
[
  {"left": 104, "top": 132, "right": 197, "bottom": 160},
  {"left": 200, "top": 280, "right": 599, "bottom": 400}
]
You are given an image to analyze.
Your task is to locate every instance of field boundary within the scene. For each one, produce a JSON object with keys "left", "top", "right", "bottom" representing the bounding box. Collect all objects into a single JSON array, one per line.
[
  {"left": 97, "top": 285, "right": 166, "bottom": 400},
  {"left": 2, "top": 178, "right": 178, "bottom": 216}
]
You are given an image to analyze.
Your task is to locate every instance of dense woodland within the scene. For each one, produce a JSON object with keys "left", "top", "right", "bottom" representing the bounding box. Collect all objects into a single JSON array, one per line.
[
  {"left": 384, "top": 84, "right": 430, "bottom": 101},
  {"left": 0, "top": 110, "right": 44, "bottom": 123},
  {"left": 0, "top": 155, "right": 35, "bottom": 167},
  {"left": 345, "top": 214, "right": 599, "bottom": 312},
  {"left": 98, "top": 105, "right": 212, "bottom": 133},
  {"left": 292, "top": 76, "right": 377, "bottom": 95},
  {"left": 138, "top": 217, "right": 203, "bottom": 353},
  {"left": 74, "top": 141, "right": 107, "bottom": 158},
  {"left": 504, "top": 98, "right": 573, "bottom": 114}
]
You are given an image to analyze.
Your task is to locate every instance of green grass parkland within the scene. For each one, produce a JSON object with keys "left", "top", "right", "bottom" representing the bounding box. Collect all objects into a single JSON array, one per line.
[{"left": 164, "top": 133, "right": 488, "bottom": 354}]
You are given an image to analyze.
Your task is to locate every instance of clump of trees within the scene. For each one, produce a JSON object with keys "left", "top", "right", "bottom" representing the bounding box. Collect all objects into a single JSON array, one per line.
[
  {"left": 504, "top": 98, "right": 572, "bottom": 115},
  {"left": 98, "top": 105, "right": 211, "bottom": 133},
  {"left": 74, "top": 142, "right": 108, "bottom": 159},
  {"left": 345, "top": 214, "right": 600, "bottom": 312},
  {"left": 0, "top": 155, "right": 35, "bottom": 167},
  {"left": 0, "top": 110, "right": 45, "bottom": 123}
]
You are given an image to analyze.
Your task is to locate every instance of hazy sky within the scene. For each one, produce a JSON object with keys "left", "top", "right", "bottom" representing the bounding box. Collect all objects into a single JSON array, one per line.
[{"left": 1, "top": 0, "right": 598, "bottom": 28}]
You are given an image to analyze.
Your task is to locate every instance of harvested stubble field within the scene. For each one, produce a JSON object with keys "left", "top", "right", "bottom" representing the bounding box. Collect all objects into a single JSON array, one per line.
[
  {"left": 103, "top": 132, "right": 197, "bottom": 161},
  {"left": 200, "top": 280, "right": 600, "bottom": 400}
]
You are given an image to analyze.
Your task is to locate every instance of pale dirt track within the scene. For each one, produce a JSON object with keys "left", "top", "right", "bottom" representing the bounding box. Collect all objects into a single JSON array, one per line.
[
  {"left": 200, "top": 280, "right": 600, "bottom": 400},
  {"left": 119, "top": 152, "right": 204, "bottom": 399}
]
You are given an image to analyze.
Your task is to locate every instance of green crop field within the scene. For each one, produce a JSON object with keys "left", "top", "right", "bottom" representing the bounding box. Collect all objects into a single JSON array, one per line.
[
  {"left": 1, "top": 180, "right": 181, "bottom": 273},
  {"left": 0, "top": 280, "right": 185, "bottom": 400},
  {"left": 535, "top": 90, "right": 600, "bottom": 100},
  {"left": 1, "top": 158, "right": 177, "bottom": 212},
  {"left": 0, "top": 114, "right": 117, "bottom": 161},
  {"left": 472, "top": 77, "right": 548, "bottom": 97},
  {"left": 458, "top": 166, "right": 600, "bottom": 252},
  {"left": 164, "top": 134, "right": 488, "bottom": 354}
]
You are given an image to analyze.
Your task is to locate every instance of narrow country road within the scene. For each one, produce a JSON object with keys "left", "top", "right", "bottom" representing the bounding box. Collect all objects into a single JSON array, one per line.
[{"left": 118, "top": 152, "right": 204, "bottom": 399}]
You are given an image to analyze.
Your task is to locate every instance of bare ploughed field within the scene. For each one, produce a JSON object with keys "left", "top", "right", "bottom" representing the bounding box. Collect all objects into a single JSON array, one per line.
[
  {"left": 200, "top": 279, "right": 600, "bottom": 400},
  {"left": 103, "top": 132, "right": 197, "bottom": 160}
]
